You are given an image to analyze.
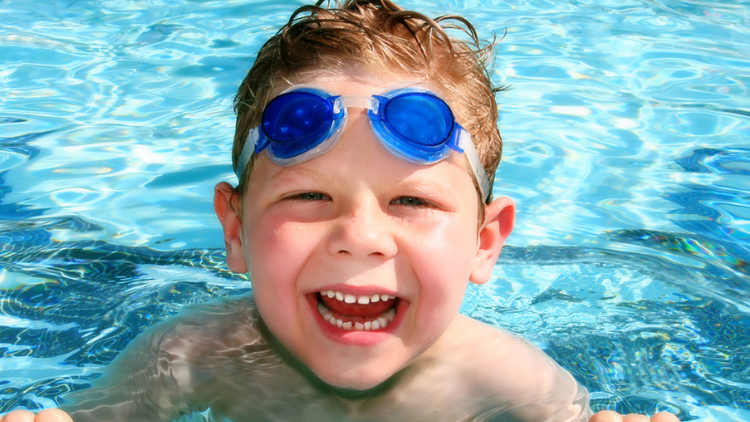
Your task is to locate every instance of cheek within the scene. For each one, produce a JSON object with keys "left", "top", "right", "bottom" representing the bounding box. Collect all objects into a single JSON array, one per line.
[
  {"left": 410, "top": 219, "right": 478, "bottom": 312},
  {"left": 243, "top": 218, "right": 321, "bottom": 344},
  {"left": 246, "top": 211, "right": 304, "bottom": 269},
  {"left": 243, "top": 215, "right": 320, "bottom": 300}
]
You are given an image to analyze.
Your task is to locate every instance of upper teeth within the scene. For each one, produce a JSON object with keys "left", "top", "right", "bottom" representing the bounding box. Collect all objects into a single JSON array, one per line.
[{"left": 322, "top": 290, "right": 393, "bottom": 305}]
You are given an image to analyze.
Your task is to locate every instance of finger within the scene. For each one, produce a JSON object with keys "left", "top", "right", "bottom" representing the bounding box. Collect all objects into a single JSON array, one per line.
[
  {"left": 1, "top": 410, "right": 36, "bottom": 422},
  {"left": 651, "top": 412, "right": 680, "bottom": 422},
  {"left": 622, "top": 414, "right": 651, "bottom": 422},
  {"left": 588, "top": 410, "right": 623, "bottom": 422},
  {"left": 35, "top": 409, "right": 74, "bottom": 422}
]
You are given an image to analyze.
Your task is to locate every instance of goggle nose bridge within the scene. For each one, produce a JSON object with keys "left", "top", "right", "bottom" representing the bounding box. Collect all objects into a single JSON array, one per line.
[{"left": 332, "top": 95, "right": 380, "bottom": 115}]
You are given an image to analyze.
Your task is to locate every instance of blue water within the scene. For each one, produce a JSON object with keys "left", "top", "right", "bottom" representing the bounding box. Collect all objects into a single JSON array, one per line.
[{"left": 1, "top": 0, "right": 749, "bottom": 420}]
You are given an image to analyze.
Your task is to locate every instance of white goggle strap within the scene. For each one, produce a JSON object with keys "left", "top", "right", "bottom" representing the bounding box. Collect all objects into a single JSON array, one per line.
[
  {"left": 235, "top": 127, "right": 259, "bottom": 181},
  {"left": 457, "top": 129, "right": 490, "bottom": 201}
]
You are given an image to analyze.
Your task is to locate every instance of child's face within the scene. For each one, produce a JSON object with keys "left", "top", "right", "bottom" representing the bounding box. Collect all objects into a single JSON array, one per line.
[{"left": 216, "top": 74, "right": 514, "bottom": 390}]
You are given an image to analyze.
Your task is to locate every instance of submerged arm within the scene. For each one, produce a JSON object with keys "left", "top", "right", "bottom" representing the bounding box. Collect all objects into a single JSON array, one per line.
[
  {"left": 60, "top": 316, "right": 204, "bottom": 421},
  {"left": 60, "top": 297, "right": 263, "bottom": 422}
]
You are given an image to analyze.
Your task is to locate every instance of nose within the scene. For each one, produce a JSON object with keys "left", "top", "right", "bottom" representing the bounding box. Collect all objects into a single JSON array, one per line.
[{"left": 326, "top": 197, "right": 397, "bottom": 260}]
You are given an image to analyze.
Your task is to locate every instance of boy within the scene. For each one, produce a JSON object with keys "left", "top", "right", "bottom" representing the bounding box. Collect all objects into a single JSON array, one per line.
[{"left": 2, "top": 1, "right": 678, "bottom": 421}]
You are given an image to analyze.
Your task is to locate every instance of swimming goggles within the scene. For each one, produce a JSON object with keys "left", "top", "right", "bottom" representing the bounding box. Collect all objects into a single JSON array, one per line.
[{"left": 235, "top": 85, "right": 490, "bottom": 199}]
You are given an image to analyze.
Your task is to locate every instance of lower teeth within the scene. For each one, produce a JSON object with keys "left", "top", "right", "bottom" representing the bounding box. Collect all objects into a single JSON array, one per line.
[{"left": 317, "top": 302, "right": 396, "bottom": 331}]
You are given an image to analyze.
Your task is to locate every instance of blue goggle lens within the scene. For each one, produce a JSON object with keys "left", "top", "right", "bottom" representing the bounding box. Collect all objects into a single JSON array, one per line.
[
  {"left": 262, "top": 92, "right": 333, "bottom": 158},
  {"left": 383, "top": 92, "right": 453, "bottom": 147}
]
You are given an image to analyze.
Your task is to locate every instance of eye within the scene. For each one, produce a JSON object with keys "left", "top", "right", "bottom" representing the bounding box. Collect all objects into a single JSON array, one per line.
[
  {"left": 289, "top": 192, "right": 329, "bottom": 201},
  {"left": 391, "top": 196, "right": 427, "bottom": 206}
]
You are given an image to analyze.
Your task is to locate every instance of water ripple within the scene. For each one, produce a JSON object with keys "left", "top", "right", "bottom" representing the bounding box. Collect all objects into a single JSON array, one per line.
[{"left": 1, "top": 0, "right": 749, "bottom": 419}]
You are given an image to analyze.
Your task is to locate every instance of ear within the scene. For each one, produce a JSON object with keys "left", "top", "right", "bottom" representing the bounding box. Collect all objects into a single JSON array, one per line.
[
  {"left": 214, "top": 182, "right": 248, "bottom": 273},
  {"left": 469, "top": 196, "right": 515, "bottom": 285}
]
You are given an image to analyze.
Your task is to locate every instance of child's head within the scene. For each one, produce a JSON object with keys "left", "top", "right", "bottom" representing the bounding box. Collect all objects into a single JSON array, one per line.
[
  {"left": 214, "top": 0, "right": 514, "bottom": 391},
  {"left": 232, "top": 0, "right": 503, "bottom": 203}
]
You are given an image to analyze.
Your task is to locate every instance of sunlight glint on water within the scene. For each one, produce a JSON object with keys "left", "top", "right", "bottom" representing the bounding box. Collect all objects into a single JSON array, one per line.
[{"left": 1, "top": 0, "right": 749, "bottom": 420}]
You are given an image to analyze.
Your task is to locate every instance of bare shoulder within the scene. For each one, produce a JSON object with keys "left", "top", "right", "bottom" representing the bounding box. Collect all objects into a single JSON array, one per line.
[
  {"left": 437, "top": 317, "right": 556, "bottom": 385},
  {"left": 99, "top": 295, "right": 266, "bottom": 374},
  {"left": 156, "top": 296, "right": 265, "bottom": 353},
  {"left": 61, "top": 296, "right": 274, "bottom": 421},
  {"left": 431, "top": 316, "right": 591, "bottom": 421}
]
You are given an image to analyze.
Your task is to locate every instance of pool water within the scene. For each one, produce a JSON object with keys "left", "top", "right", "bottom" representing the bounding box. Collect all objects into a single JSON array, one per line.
[{"left": 1, "top": 0, "right": 748, "bottom": 420}]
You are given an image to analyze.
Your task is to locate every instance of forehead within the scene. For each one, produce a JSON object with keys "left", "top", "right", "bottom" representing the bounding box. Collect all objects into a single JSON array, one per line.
[{"left": 284, "top": 68, "right": 456, "bottom": 102}]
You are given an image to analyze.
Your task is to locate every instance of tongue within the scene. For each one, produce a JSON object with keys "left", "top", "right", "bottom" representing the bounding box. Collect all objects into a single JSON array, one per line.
[{"left": 319, "top": 294, "right": 396, "bottom": 318}]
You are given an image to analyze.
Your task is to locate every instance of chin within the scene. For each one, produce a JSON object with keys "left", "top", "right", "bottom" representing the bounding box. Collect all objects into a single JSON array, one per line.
[
  {"left": 313, "top": 363, "right": 397, "bottom": 391},
  {"left": 332, "top": 377, "right": 385, "bottom": 391}
]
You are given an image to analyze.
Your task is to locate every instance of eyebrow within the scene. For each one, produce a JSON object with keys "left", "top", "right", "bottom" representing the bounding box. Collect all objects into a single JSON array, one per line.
[
  {"left": 265, "top": 164, "right": 458, "bottom": 199},
  {"left": 387, "top": 171, "right": 457, "bottom": 198},
  {"left": 265, "top": 166, "right": 336, "bottom": 189}
]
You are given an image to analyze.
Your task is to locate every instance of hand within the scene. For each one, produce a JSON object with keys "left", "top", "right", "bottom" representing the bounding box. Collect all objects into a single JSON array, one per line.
[
  {"left": 0, "top": 409, "right": 73, "bottom": 422},
  {"left": 589, "top": 410, "right": 680, "bottom": 422}
]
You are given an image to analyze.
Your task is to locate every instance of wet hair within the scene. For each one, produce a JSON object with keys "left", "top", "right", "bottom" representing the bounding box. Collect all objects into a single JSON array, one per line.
[{"left": 232, "top": 0, "right": 504, "bottom": 203}]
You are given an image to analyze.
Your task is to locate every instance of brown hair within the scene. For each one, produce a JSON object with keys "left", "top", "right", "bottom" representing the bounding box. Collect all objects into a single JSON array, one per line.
[{"left": 232, "top": 0, "right": 504, "bottom": 203}]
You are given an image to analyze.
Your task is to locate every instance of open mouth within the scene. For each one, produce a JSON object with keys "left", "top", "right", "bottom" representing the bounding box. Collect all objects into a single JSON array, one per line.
[{"left": 315, "top": 290, "right": 399, "bottom": 332}]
